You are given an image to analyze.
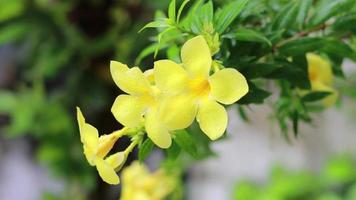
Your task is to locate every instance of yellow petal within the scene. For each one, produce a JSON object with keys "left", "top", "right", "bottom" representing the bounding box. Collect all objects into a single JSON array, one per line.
[
  {"left": 144, "top": 69, "right": 155, "bottom": 84},
  {"left": 209, "top": 68, "right": 249, "bottom": 105},
  {"left": 95, "top": 158, "right": 120, "bottom": 185},
  {"left": 97, "top": 134, "right": 119, "bottom": 158},
  {"left": 311, "top": 81, "right": 338, "bottom": 106},
  {"left": 197, "top": 100, "right": 227, "bottom": 140},
  {"left": 105, "top": 151, "right": 126, "bottom": 170},
  {"left": 76, "top": 107, "right": 98, "bottom": 150},
  {"left": 145, "top": 109, "right": 172, "bottom": 149},
  {"left": 159, "top": 94, "right": 198, "bottom": 130},
  {"left": 110, "top": 62, "right": 151, "bottom": 95},
  {"left": 83, "top": 145, "right": 96, "bottom": 166},
  {"left": 154, "top": 60, "right": 188, "bottom": 93},
  {"left": 181, "top": 35, "right": 212, "bottom": 77},
  {"left": 307, "top": 53, "right": 333, "bottom": 85},
  {"left": 111, "top": 94, "right": 146, "bottom": 128}
]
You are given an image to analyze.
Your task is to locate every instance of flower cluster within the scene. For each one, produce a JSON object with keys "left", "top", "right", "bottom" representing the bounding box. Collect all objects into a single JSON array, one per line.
[
  {"left": 76, "top": 35, "right": 249, "bottom": 184},
  {"left": 111, "top": 35, "right": 248, "bottom": 148}
]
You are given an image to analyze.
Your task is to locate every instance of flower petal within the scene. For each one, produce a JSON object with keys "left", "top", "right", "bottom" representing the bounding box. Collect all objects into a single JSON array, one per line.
[
  {"left": 110, "top": 61, "right": 151, "bottom": 95},
  {"left": 181, "top": 35, "right": 212, "bottom": 77},
  {"left": 159, "top": 94, "right": 198, "bottom": 130},
  {"left": 197, "top": 100, "right": 227, "bottom": 140},
  {"left": 105, "top": 151, "right": 126, "bottom": 170},
  {"left": 111, "top": 94, "right": 146, "bottom": 128},
  {"left": 97, "top": 134, "right": 119, "bottom": 158},
  {"left": 145, "top": 109, "right": 172, "bottom": 149},
  {"left": 307, "top": 53, "right": 333, "bottom": 85},
  {"left": 95, "top": 158, "right": 120, "bottom": 185},
  {"left": 209, "top": 68, "right": 249, "bottom": 105},
  {"left": 311, "top": 81, "right": 338, "bottom": 106},
  {"left": 76, "top": 107, "right": 98, "bottom": 149},
  {"left": 154, "top": 60, "right": 188, "bottom": 93}
]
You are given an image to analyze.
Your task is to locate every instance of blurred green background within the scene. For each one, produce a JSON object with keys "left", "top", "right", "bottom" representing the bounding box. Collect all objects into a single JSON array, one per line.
[{"left": 0, "top": 0, "right": 171, "bottom": 199}]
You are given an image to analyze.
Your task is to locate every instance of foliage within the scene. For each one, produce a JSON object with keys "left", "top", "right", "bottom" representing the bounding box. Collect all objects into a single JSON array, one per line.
[
  {"left": 233, "top": 155, "right": 356, "bottom": 200},
  {"left": 0, "top": 0, "right": 164, "bottom": 198}
]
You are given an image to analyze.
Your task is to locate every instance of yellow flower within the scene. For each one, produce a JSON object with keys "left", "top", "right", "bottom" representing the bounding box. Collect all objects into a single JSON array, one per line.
[
  {"left": 120, "top": 162, "right": 175, "bottom": 200},
  {"left": 77, "top": 107, "right": 126, "bottom": 185},
  {"left": 153, "top": 35, "right": 249, "bottom": 140},
  {"left": 110, "top": 61, "right": 173, "bottom": 149},
  {"left": 307, "top": 53, "right": 338, "bottom": 106}
]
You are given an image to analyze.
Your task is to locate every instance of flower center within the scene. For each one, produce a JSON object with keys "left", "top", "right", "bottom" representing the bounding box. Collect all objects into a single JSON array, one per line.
[
  {"left": 309, "top": 69, "right": 318, "bottom": 82},
  {"left": 188, "top": 76, "right": 210, "bottom": 97}
]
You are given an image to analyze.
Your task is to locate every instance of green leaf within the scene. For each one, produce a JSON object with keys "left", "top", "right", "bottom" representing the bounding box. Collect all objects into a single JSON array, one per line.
[
  {"left": 310, "top": 0, "right": 355, "bottom": 26},
  {"left": 138, "top": 138, "right": 154, "bottom": 162},
  {"left": 279, "top": 37, "right": 323, "bottom": 55},
  {"left": 135, "top": 43, "right": 169, "bottom": 65},
  {"left": 155, "top": 26, "right": 176, "bottom": 57},
  {"left": 332, "top": 12, "right": 356, "bottom": 33},
  {"left": 240, "top": 63, "right": 281, "bottom": 79},
  {"left": 321, "top": 39, "right": 356, "bottom": 61},
  {"left": 270, "top": 1, "right": 299, "bottom": 31},
  {"left": 214, "top": 0, "right": 249, "bottom": 34},
  {"left": 224, "top": 28, "right": 272, "bottom": 46},
  {"left": 201, "top": 1, "right": 214, "bottom": 25},
  {"left": 138, "top": 19, "right": 169, "bottom": 33},
  {"left": 291, "top": 110, "right": 299, "bottom": 137},
  {"left": 238, "top": 83, "right": 271, "bottom": 104},
  {"left": 173, "top": 129, "right": 197, "bottom": 157},
  {"left": 0, "top": 22, "right": 30, "bottom": 45},
  {"left": 296, "top": 0, "right": 312, "bottom": 30},
  {"left": 190, "top": 1, "right": 214, "bottom": 33},
  {"left": 166, "top": 141, "right": 181, "bottom": 160},
  {"left": 266, "top": 60, "right": 310, "bottom": 89},
  {"left": 168, "top": 0, "right": 176, "bottom": 22},
  {"left": 177, "top": 0, "right": 190, "bottom": 23},
  {"left": 302, "top": 91, "right": 332, "bottom": 102}
]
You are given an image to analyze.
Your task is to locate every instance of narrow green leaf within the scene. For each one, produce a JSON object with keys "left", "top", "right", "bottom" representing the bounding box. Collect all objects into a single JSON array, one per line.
[
  {"left": 238, "top": 83, "right": 271, "bottom": 104},
  {"left": 201, "top": 1, "right": 214, "bottom": 24},
  {"left": 291, "top": 110, "right": 299, "bottom": 137},
  {"left": 214, "top": 0, "right": 249, "bottom": 34},
  {"left": 279, "top": 37, "right": 323, "bottom": 55},
  {"left": 177, "top": 0, "right": 190, "bottom": 23},
  {"left": 302, "top": 91, "right": 332, "bottom": 102},
  {"left": 168, "top": 0, "right": 176, "bottom": 22},
  {"left": 135, "top": 43, "right": 168, "bottom": 65},
  {"left": 296, "top": 0, "right": 312, "bottom": 30},
  {"left": 224, "top": 28, "right": 272, "bottom": 46},
  {"left": 155, "top": 26, "right": 176, "bottom": 57},
  {"left": 190, "top": 1, "right": 214, "bottom": 33},
  {"left": 138, "top": 138, "right": 154, "bottom": 162},
  {"left": 240, "top": 63, "right": 281, "bottom": 79},
  {"left": 270, "top": 1, "right": 299, "bottom": 31},
  {"left": 138, "top": 19, "right": 169, "bottom": 33},
  {"left": 310, "top": 0, "right": 355, "bottom": 26},
  {"left": 332, "top": 12, "right": 356, "bottom": 33},
  {"left": 174, "top": 129, "right": 197, "bottom": 157}
]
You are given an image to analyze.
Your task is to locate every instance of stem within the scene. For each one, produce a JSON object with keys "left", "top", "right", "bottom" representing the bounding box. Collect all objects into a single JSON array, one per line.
[
  {"left": 175, "top": 25, "right": 195, "bottom": 35},
  {"left": 124, "top": 138, "right": 140, "bottom": 156},
  {"left": 274, "top": 23, "right": 329, "bottom": 49},
  {"left": 113, "top": 127, "right": 129, "bottom": 138}
]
